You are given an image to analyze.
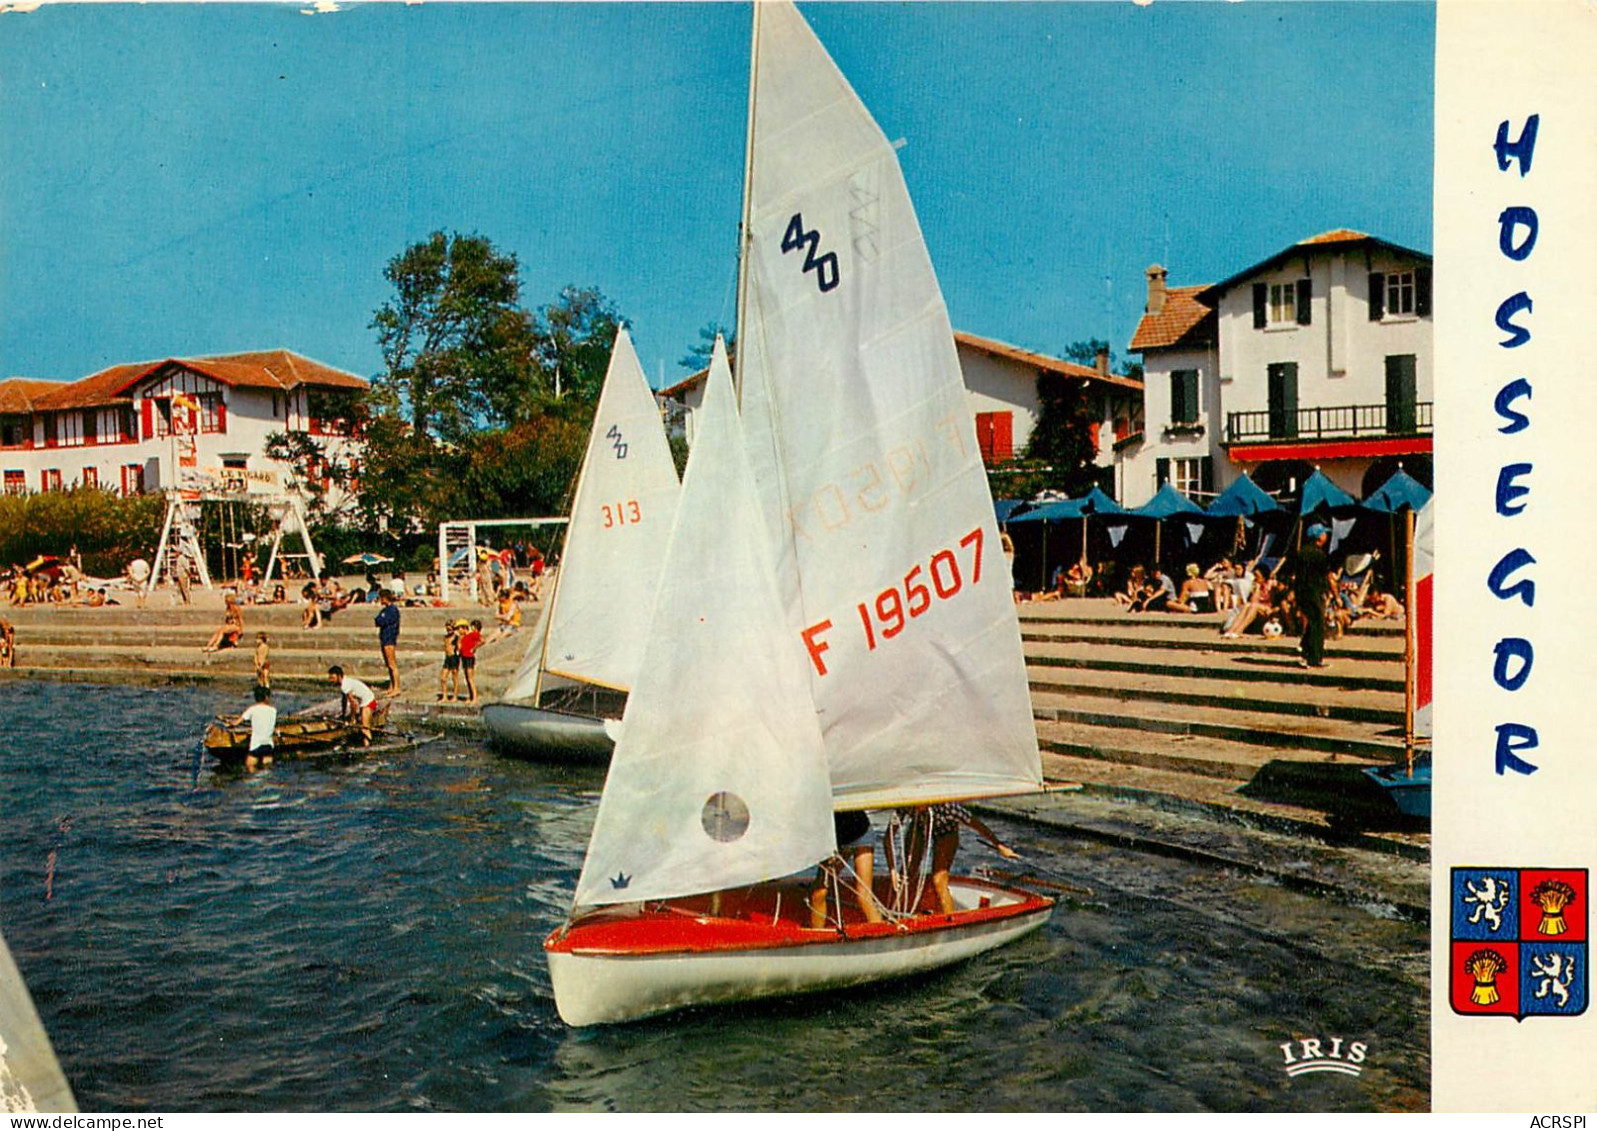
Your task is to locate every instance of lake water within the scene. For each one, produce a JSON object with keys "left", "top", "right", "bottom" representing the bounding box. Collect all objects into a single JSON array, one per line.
[{"left": 0, "top": 680, "right": 1428, "bottom": 1112}]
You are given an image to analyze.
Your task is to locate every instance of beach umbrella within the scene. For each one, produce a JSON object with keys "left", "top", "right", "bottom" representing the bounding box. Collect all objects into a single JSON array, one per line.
[
  {"left": 342, "top": 552, "right": 394, "bottom": 567},
  {"left": 994, "top": 498, "right": 1034, "bottom": 524},
  {"left": 1205, "top": 473, "right": 1280, "bottom": 517},
  {"left": 1361, "top": 468, "right": 1432, "bottom": 514},
  {"left": 1206, "top": 474, "right": 1284, "bottom": 564},
  {"left": 1293, "top": 469, "right": 1359, "bottom": 552},
  {"left": 1134, "top": 483, "right": 1206, "bottom": 568},
  {"left": 1361, "top": 469, "right": 1433, "bottom": 588},
  {"left": 23, "top": 555, "right": 61, "bottom": 574},
  {"left": 1298, "top": 468, "right": 1356, "bottom": 516},
  {"left": 1078, "top": 486, "right": 1126, "bottom": 516}
]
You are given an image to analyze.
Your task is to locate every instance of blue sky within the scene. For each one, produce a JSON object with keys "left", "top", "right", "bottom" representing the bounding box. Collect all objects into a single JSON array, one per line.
[{"left": 0, "top": 1, "right": 1434, "bottom": 389}]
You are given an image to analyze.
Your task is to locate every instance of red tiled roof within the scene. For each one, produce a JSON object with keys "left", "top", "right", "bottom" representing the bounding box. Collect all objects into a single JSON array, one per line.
[
  {"left": 0, "top": 378, "right": 64, "bottom": 415},
  {"left": 32, "top": 363, "right": 154, "bottom": 410},
  {"left": 22, "top": 351, "right": 368, "bottom": 411},
  {"left": 1129, "top": 286, "right": 1216, "bottom": 352},
  {"left": 1297, "top": 228, "right": 1371, "bottom": 246},
  {"left": 954, "top": 331, "right": 1142, "bottom": 390}
]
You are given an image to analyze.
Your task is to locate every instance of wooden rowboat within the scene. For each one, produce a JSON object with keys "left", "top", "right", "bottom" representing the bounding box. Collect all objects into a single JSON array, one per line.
[{"left": 202, "top": 704, "right": 402, "bottom": 765}]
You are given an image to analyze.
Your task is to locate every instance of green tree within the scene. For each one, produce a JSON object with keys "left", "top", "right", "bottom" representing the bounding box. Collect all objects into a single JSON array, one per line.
[
  {"left": 534, "top": 286, "right": 622, "bottom": 408},
  {"left": 1017, "top": 338, "right": 1126, "bottom": 497},
  {"left": 679, "top": 321, "right": 734, "bottom": 373},
  {"left": 1062, "top": 337, "right": 1143, "bottom": 382},
  {"left": 370, "top": 231, "right": 538, "bottom": 442}
]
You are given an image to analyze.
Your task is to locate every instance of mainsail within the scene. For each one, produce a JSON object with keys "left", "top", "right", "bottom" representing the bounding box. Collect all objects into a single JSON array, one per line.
[
  {"left": 572, "top": 341, "right": 836, "bottom": 908},
  {"left": 735, "top": 1, "right": 1042, "bottom": 809},
  {"left": 503, "top": 326, "right": 681, "bottom": 702}
]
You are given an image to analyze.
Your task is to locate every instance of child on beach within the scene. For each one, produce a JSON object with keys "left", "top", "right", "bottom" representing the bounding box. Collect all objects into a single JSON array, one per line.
[
  {"left": 254, "top": 632, "right": 271, "bottom": 689},
  {"left": 438, "top": 620, "right": 463, "bottom": 701},
  {"left": 458, "top": 619, "right": 483, "bottom": 705}
]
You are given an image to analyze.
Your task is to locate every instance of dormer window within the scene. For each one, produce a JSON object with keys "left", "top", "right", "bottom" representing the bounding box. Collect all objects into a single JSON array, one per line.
[
  {"left": 1369, "top": 265, "right": 1432, "bottom": 320},
  {"left": 1386, "top": 271, "right": 1416, "bottom": 316},
  {"left": 1269, "top": 282, "right": 1298, "bottom": 325},
  {"left": 1252, "top": 279, "right": 1312, "bottom": 328}
]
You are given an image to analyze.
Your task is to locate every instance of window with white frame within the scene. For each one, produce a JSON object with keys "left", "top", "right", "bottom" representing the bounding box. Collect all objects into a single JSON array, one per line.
[
  {"left": 1268, "top": 282, "right": 1298, "bottom": 325},
  {"left": 1385, "top": 271, "right": 1416, "bottom": 317},
  {"left": 1171, "top": 457, "right": 1206, "bottom": 497}
]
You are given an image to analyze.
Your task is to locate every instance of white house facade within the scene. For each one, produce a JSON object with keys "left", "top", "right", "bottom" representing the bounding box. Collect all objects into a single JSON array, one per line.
[
  {"left": 1125, "top": 229, "right": 1433, "bottom": 505},
  {"left": 0, "top": 350, "right": 367, "bottom": 504}
]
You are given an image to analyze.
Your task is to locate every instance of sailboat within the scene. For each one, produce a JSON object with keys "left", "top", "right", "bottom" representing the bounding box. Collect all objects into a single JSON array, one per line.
[
  {"left": 1, "top": 929, "right": 77, "bottom": 1113},
  {"left": 482, "top": 326, "right": 681, "bottom": 762},
  {"left": 545, "top": 2, "right": 1052, "bottom": 1027}
]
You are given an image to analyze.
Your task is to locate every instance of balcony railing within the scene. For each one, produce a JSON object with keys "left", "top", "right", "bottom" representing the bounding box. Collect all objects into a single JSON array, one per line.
[{"left": 1225, "top": 401, "right": 1433, "bottom": 445}]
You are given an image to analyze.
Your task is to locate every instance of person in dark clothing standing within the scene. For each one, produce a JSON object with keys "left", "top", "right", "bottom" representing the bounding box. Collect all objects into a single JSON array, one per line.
[
  {"left": 1289, "top": 524, "right": 1334, "bottom": 668},
  {"left": 375, "top": 588, "right": 402, "bottom": 696}
]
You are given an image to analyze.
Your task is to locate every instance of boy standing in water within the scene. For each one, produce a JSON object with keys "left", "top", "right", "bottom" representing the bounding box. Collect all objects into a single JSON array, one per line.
[
  {"left": 236, "top": 684, "right": 277, "bottom": 770},
  {"left": 254, "top": 632, "right": 271, "bottom": 689}
]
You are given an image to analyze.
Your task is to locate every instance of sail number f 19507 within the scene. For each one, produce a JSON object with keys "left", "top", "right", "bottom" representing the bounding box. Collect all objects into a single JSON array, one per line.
[{"left": 801, "top": 527, "right": 983, "bottom": 676}]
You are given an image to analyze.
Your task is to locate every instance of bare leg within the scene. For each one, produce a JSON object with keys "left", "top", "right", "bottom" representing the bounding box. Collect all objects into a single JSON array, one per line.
[{"left": 930, "top": 830, "right": 960, "bottom": 915}]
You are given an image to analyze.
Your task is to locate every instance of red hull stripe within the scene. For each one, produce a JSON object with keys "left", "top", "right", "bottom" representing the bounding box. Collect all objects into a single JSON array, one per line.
[{"left": 545, "top": 878, "right": 1052, "bottom": 958}]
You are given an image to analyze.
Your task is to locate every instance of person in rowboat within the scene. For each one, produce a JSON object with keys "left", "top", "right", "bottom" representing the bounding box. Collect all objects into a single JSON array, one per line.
[
  {"left": 808, "top": 811, "right": 884, "bottom": 929},
  {"left": 328, "top": 665, "right": 377, "bottom": 745}
]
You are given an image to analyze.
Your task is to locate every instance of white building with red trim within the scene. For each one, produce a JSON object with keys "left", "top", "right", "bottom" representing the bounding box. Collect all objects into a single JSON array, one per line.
[
  {"left": 657, "top": 330, "right": 1143, "bottom": 488},
  {"left": 1125, "top": 229, "right": 1433, "bottom": 506},
  {"left": 0, "top": 350, "right": 366, "bottom": 501}
]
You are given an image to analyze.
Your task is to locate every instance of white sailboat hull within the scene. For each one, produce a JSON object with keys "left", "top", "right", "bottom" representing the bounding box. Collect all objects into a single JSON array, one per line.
[
  {"left": 546, "top": 878, "right": 1052, "bottom": 1027},
  {"left": 481, "top": 702, "right": 615, "bottom": 765}
]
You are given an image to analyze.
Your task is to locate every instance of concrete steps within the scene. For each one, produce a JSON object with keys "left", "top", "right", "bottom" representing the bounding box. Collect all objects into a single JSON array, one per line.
[
  {"left": 1019, "top": 597, "right": 1416, "bottom": 827},
  {"left": 1027, "top": 664, "right": 1403, "bottom": 726}
]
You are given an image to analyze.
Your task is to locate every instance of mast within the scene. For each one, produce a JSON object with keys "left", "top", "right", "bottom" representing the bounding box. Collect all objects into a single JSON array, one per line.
[
  {"left": 732, "top": 0, "right": 761, "bottom": 407},
  {"left": 1403, "top": 507, "right": 1417, "bottom": 776}
]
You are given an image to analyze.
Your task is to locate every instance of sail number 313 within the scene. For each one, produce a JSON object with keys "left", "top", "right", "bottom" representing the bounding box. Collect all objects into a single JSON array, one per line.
[
  {"left": 601, "top": 500, "right": 642, "bottom": 528},
  {"left": 781, "top": 213, "right": 840, "bottom": 293},
  {"left": 801, "top": 527, "right": 983, "bottom": 677}
]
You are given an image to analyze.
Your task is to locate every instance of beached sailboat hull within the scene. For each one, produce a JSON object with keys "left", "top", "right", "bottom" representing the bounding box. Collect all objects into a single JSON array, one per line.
[
  {"left": 480, "top": 702, "right": 615, "bottom": 764},
  {"left": 545, "top": 877, "right": 1053, "bottom": 1027}
]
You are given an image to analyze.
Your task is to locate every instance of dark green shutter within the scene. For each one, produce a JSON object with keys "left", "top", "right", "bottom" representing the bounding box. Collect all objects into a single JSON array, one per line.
[
  {"left": 1252, "top": 283, "right": 1267, "bottom": 329},
  {"left": 1415, "top": 266, "right": 1433, "bottom": 317},
  {"left": 1296, "top": 278, "right": 1312, "bottom": 325},
  {"left": 1156, "top": 458, "right": 1170, "bottom": 487},
  {"left": 1199, "top": 457, "right": 1214, "bottom": 495},
  {"left": 1368, "top": 272, "right": 1385, "bottom": 320}
]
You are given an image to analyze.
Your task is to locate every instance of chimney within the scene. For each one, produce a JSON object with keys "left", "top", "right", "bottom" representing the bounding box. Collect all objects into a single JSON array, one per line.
[
  {"left": 1145, "top": 264, "right": 1168, "bottom": 316},
  {"left": 1095, "top": 347, "right": 1110, "bottom": 377}
]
